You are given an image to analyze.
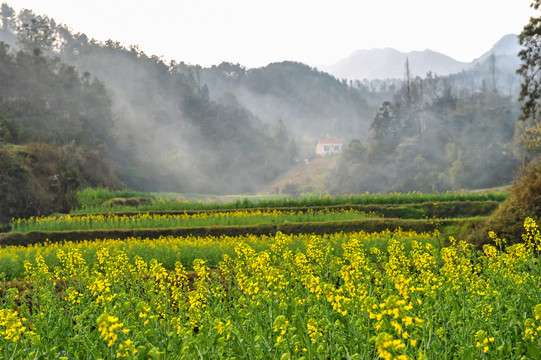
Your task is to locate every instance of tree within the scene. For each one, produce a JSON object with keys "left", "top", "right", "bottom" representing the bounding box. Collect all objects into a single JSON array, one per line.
[
  {"left": 463, "top": 0, "right": 541, "bottom": 247},
  {"left": 270, "top": 118, "right": 289, "bottom": 145},
  {"left": 17, "top": 15, "right": 55, "bottom": 56},
  {"left": 490, "top": 52, "right": 497, "bottom": 93},
  {"left": 370, "top": 101, "right": 400, "bottom": 155},
  {"left": 0, "top": 3, "right": 15, "bottom": 32},
  {"left": 404, "top": 57, "right": 412, "bottom": 104},
  {"left": 517, "top": 0, "right": 541, "bottom": 156},
  {"left": 391, "top": 59, "right": 424, "bottom": 134}
]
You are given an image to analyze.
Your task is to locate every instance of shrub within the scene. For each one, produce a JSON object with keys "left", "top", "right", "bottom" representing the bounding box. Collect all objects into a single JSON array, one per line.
[{"left": 466, "top": 162, "right": 541, "bottom": 247}]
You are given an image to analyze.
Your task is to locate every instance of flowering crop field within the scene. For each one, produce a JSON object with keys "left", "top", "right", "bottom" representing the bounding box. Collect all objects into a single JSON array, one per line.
[
  {"left": 0, "top": 229, "right": 437, "bottom": 281},
  {"left": 10, "top": 208, "right": 378, "bottom": 233},
  {"left": 1, "top": 219, "right": 541, "bottom": 359}
]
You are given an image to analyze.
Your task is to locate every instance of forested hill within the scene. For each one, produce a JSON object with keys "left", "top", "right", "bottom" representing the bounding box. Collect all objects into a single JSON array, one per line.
[
  {"left": 197, "top": 61, "right": 378, "bottom": 141},
  {"left": 0, "top": 5, "right": 305, "bottom": 198},
  {"left": 56, "top": 38, "right": 297, "bottom": 194},
  {"left": 0, "top": 31, "right": 121, "bottom": 227}
]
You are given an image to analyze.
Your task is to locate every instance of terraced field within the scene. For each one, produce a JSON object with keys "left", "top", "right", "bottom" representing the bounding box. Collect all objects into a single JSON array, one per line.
[
  {"left": 2, "top": 190, "right": 541, "bottom": 359},
  {"left": 1, "top": 190, "right": 505, "bottom": 246}
]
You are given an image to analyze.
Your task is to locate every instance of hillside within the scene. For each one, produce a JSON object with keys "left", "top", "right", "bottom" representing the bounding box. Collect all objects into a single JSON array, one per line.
[
  {"left": 198, "top": 61, "right": 379, "bottom": 143},
  {"left": 0, "top": 143, "right": 118, "bottom": 230},
  {"left": 265, "top": 155, "right": 340, "bottom": 195}
]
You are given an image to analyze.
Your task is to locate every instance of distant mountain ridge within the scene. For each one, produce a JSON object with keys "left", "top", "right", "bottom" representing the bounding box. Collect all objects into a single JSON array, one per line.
[
  {"left": 319, "top": 34, "right": 521, "bottom": 80},
  {"left": 473, "top": 34, "right": 522, "bottom": 65}
]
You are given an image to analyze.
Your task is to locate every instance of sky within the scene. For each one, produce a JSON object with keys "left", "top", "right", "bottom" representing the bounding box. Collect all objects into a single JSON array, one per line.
[{"left": 3, "top": 0, "right": 538, "bottom": 68}]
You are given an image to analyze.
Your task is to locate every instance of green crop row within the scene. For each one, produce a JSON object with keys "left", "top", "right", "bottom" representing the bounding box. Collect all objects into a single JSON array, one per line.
[
  {"left": 71, "top": 200, "right": 500, "bottom": 221},
  {"left": 72, "top": 187, "right": 507, "bottom": 214},
  {"left": 10, "top": 208, "right": 379, "bottom": 233}
]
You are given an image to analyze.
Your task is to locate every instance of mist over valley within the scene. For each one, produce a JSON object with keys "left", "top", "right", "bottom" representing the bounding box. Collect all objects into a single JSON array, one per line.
[{"left": 0, "top": 2, "right": 526, "bottom": 225}]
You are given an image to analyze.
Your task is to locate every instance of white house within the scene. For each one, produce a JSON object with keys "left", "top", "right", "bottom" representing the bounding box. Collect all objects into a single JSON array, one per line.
[{"left": 315, "top": 138, "right": 342, "bottom": 156}]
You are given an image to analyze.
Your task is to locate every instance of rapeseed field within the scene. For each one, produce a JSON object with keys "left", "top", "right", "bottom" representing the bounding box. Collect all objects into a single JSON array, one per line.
[{"left": 0, "top": 220, "right": 540, "bottom": 359}]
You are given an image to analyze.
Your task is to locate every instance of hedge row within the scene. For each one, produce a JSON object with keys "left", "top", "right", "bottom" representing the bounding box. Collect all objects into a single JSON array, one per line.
[{"left": 0, "top": 218, "right": 475, "bottom": 247}]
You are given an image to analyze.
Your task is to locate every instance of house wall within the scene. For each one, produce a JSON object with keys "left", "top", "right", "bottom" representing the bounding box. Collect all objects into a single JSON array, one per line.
[{"left": 316, "top": 142, "right": 342, "bottom": 156}]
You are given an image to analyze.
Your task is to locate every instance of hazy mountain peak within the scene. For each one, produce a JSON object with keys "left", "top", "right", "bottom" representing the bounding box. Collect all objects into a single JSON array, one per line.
[
  {"left": 319, "top": 34, "right": 519, "bottom": 81},
  {"left": 492, "top": 34, "right": 521, "bottom": 55},
  {"left": 472, "top": 34, "right": 521, "bottom": 65}
]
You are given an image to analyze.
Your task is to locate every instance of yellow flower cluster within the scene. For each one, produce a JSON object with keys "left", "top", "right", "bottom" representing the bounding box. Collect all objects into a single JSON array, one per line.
[
  {"left": 97, "top": 311, "right": 129, "bottom": 347},
  {"left": 524, "top": 304, "right": 541, "bottom": 343},
  {"left": 374, "top": 332, "right": 407, "bottom": 360},
  {"left": 0, "top": 309, "right": 27, "bottom": 342},
  {"left": 474, "top": 329, "right": 494, "bottom": 353},
  {"left": 306, "top": 318, "right": 322, "bottom": 344},
  {"left": 117, "top": 339, "right": 138, "bottom": 358}
]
